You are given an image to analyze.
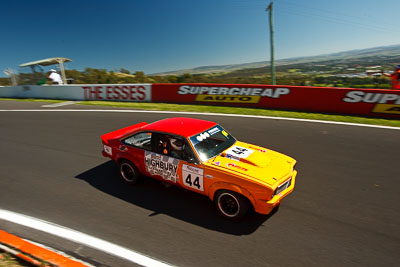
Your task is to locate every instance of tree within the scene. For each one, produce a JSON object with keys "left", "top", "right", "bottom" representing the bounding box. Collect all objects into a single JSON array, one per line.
[
  {"left": 120, "top": 68, "right": 130, "bottom": 74},
  {"left": 177, "top": 73, "right": 193, "bottom": 83},
  {"left": 0, "top": 77, "right": 11, "bottom": 86},
  {"left": 134, "top": 71, "right": 146, "bottom": 83}
]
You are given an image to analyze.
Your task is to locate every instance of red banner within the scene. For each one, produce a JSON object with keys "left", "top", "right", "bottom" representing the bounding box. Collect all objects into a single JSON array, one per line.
[{"left": 151, "top": 83, "right": 400, "bottom": 118}]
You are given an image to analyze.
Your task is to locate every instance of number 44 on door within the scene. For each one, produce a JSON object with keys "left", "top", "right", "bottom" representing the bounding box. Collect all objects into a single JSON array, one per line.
[{"left": 182, "top": 164, "right": 204, "bottom": 191}]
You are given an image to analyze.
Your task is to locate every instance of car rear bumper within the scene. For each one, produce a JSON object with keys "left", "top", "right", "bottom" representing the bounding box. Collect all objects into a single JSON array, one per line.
[
  {"left": 102, "top": 150, "right": 109, "bottom": 158},
  {"left": 254, "top": 170, "right": 297, "bottom": 215}
]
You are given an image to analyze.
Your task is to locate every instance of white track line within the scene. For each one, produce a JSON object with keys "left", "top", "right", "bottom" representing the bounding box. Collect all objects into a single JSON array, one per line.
[
  {"left": 41, "top": 101, "right": 79, "bottom": 107},
  {"left": 0, "top": 209, "right": 175, "bottom": 267},
  {"left": 0, "top": 109, "right": 399, "bottom": 130}
]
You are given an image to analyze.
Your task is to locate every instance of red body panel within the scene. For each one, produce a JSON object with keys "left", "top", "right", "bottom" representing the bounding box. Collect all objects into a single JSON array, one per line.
[{"left": 117, "top": 146, "right": 147, "bottom": 177}]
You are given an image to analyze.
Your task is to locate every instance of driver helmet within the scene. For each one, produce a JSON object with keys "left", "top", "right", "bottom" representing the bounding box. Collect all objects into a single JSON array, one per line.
[{"left": 170, "top": 138, "right": 185, "bottom": 151}]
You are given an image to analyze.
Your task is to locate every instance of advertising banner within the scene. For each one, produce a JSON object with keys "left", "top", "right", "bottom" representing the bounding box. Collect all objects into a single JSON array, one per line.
[
  {"left": 0, "top": 84, "right": 152, "bottom": 102},
  {"left": 1, "top": 83, "right": 399, "bottom": 118},
  {"left": 151, "top": 83, "right": 400, "bottom": 118}
]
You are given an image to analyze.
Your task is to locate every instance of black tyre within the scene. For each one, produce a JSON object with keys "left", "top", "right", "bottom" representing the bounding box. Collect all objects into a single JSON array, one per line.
[
  {"left": 214, "top": 190, "right": 249, "bottom": 220},
  {"left": 119, "top": 160, "right": 140, "bottom": 185}
]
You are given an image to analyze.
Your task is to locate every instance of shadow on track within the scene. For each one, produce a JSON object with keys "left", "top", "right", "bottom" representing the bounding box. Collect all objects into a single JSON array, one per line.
[{"left": 76, "top": 161, "right": 276, "bottom": 235}]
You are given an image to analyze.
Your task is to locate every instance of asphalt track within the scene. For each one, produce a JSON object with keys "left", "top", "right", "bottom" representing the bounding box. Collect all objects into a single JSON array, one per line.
[{"left": 0, "top": 100, "right": 399, "bottom": 267}]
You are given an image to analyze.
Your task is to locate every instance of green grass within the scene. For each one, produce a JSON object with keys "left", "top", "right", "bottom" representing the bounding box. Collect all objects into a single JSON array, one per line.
[
  {"left": 0, "top": 98, "right": 62, "bottom": 103},
  {"left": 1, "top": 98, "right": 399, "bottom": 128},
  {"left": 0, "top": 252, "right": 31, "bottom": 267},
  {"left": 78, "top": 101, "right": 400, "bottom": 128}
]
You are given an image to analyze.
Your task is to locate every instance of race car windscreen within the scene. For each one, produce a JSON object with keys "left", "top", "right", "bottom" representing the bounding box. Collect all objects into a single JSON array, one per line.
[{"left": 189, "top": 125, "right": 236, "bottom": 161}]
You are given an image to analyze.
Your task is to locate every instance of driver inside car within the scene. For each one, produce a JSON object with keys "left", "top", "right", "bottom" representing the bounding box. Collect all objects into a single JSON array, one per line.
[{"left": 169, "top": 137, "right": 186, "bottom": 159}]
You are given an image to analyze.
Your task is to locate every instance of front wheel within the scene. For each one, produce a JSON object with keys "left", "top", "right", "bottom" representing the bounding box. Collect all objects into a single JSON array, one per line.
[
  {"left": 214, "top": 190, "right": 249, "bottom": 220},
  {"left": 119, "top": 160, "right": 141, "bottom": 185}
]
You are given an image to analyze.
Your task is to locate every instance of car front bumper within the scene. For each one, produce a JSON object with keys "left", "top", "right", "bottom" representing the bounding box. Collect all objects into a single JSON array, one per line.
[{"left": 254, "top": 170, "right": 297, "bottom": 215}]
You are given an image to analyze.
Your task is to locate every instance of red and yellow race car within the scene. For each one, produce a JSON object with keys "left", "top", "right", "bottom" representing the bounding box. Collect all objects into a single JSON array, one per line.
[{"left": 101, "top": 117, "right": 297, "bottom": 219}]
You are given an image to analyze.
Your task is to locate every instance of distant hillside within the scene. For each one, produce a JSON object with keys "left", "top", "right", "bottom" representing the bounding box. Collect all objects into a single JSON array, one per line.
[
  {"left": 153, "top": 61, "right": 269, "bottom": 76},
  {"left": 152, "top": 44, "right": 400, "bottom": 76}
]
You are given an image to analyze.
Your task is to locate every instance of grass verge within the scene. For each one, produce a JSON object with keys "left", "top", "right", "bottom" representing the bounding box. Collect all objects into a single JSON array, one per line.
[
  {"left": 0, "top": 252, "right": 28, "bottom": 267},
  {"left": 78, "top": 101, "right": 400, "bottom": 128},
  {"left": 0, "top": 98, "right": 62, "bottom": 103},
  {"left": 1, "top": 98, "right": 399, "bottom": 128}
]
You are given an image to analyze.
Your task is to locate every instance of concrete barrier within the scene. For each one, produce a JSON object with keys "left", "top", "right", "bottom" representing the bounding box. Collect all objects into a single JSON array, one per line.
[{"left": 0, "top": 84, "right": 152, "bottom": 102}]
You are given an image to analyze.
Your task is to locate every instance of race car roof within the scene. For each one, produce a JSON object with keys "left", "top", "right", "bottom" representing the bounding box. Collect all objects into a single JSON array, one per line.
[{"left": 142, "top": 117, "right": 217, "bottom": 138}]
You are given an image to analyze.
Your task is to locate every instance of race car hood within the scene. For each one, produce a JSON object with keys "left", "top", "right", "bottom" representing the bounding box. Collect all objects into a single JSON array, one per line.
[{"left": 206, "top": 141, "right": 296, "bottom": 186}]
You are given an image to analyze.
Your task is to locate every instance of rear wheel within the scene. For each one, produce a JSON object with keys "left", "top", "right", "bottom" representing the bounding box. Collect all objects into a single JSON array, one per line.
[
  {"left": 119, "top": 160, "right": 140, "bottom": 185},
  {"left": 214, "top": 190, "right": 249, "bottom": 220}
]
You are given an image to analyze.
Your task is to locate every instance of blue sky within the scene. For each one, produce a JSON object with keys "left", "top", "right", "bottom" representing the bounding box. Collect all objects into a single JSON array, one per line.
[{"left": 1, "top": 0, "right": 399, "bottom": 77}]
